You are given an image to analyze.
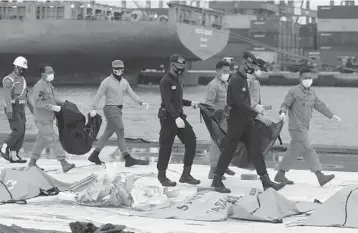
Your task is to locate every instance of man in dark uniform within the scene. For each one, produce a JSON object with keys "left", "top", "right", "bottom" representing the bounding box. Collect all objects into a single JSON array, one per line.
[
  {"left": 211, "top": 52, "right": 286, "bottom": 193},
  {"left": 157, "top": 54, "right": 200, "bottom": 187},
  {"left": 1, "top": 56, "right": 34, "bottom": 163}
]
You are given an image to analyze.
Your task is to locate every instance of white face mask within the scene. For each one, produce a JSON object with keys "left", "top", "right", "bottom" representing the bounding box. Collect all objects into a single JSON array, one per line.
[
  {"left": 302, "top": 79, "right": 313, "bottom": 88},
  {"left": 220, "top": 73, "right": 230, "bottom": 82},
  {"left": 254, "top": 70, "right": 262, "bottom": 77},
  {"left": 45, "top": 74, "right": 54, "bottom": 82}
]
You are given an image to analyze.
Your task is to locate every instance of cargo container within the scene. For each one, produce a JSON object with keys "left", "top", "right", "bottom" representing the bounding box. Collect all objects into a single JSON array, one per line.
[
  {"left": 288, "top": 22, "right": 300, "bottom": 35},
  {"left": 299, "top": 36, "right": 315, "bottom": 48},
  {"left": 281, "top": 22, "right": 292, "bottom": 35},
  {"left": 318, "top": 32, "right": 358, "bottom": 46},
  {"left": 317, "top": 19, "right": 358, "bottom": 32},
  {"left": 250, "top": 20, "right": 292, "bottom": 34},
  {"left": 286, "top": 23, "right": 292, "bottom": 35},
  {"left": 305, "top": 51, "right": 320, "bottom": 58},
  {"left": 293, "top": 34, "right": 299, "bottom": 48},
  {"left": 294, "top": 23, "right": 300, "bottom": 35},
  {"left": 224, "top": 14, "right": 257, "bottom": 29},
  {"left": 228, "top": 28, "right": 251, "bottom": 44},
  {"left": 279, "top": 34, "right": 295, "bottom": 47},
  {"left": 299, "top": 23, "right": 317, "bottom": 36},
  {"left": 299, "top": 48, "right": 304, "bottom": 56},
  {"left": 249, "top": 46, "right": 272, "bottom": 52},
  {"left": 293, "top": 47, "right": 300, "bottom": 56},
  {"left": 288, "top": 34, "right": 293, "bottom": 47},
  {"left": 279, "top": 54, "right": 289, "bottom": 65},
  {"left": 250, "top": 32, "right": 279, "bottom": 46},
  {"left": 250, "top": 20, "right": 282, "bottom": 32},
  {"left": 319, "top": 45, "right": 357, "bottom": 52},
  {"left": 250, "top": 51, "right": 278, "bottom": 63},
  {"left": 278, "top": 36, "right": 286, "bottom": 48},
  {"left": 318, "top": 5, "right": 358, "bottom": 19}
]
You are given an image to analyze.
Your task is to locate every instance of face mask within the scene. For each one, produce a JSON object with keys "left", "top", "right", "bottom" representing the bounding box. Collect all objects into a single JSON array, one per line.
[
  {"left": 15, "top": 66, "right": 26, "bottom": 75},
  {"left": 220, "top": 73, "right": 230, "bottom": 82},
  {"left": 112, "top": 68, "right": 124, "bottom": 79},
  {"left": 254, "top": 70, "right": 262, "bottom": 77},
  {"left": 172, "top": 65, "right": 184, "bottom": 76},
  {"left": 302, "top": 79, "right": 313, "bottom": 88},
  {"left": 45, "top": 74, "right": 54, "bottom": 82}
]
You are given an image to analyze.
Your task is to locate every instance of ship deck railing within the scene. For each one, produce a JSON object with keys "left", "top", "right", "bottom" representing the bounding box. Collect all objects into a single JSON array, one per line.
[{"left": 0, "top": 15, "right": 223, "bottom": 30}]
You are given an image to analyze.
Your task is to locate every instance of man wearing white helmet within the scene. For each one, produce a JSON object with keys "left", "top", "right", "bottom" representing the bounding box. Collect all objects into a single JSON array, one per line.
[
  {"left": 1, "top": 56, "right": 34, "bottom": 163},
  {"left": 88, "top": 59, "right": 150, "bottom": 167}
]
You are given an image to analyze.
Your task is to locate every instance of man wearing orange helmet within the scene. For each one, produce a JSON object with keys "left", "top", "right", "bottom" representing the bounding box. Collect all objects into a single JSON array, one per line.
[{"left": 1, "top": 56, "right": 34, "bottom": 163}]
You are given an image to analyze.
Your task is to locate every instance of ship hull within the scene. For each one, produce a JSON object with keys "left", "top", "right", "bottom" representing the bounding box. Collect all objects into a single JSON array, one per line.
[{"left": 0, "top": 20, "right": 229, "bottom": 84}]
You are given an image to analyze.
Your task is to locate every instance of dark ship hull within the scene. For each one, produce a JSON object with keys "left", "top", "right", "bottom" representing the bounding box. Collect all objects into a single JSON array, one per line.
[{"left": 0, "top": 20, "right": 229, "bottom": 84}]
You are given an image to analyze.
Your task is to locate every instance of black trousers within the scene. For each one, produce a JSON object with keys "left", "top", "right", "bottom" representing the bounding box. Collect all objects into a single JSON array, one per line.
[
  {"left": 216, "top": 109, "right": 267, "bottom": 177},
  {"left": 157, "top": 116, "right": 196, "bottom": 171},
  {"left": 4, "top": 104, "right": 26, "bottom": 152}
]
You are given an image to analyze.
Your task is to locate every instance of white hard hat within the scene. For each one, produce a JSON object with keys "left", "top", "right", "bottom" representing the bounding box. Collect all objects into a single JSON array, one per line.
[{"left": 13, "top": 56, "right": 28, "bottom": 69}]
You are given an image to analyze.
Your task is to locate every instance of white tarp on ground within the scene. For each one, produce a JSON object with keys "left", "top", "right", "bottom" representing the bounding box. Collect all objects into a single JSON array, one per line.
[
  {"left": 0, "top": 166, "right": 71, "bottom": 203},
  {"left": 137, "top": 189, "right": 237, "bottom": 221},
  {"left": 229, "top": 188, "right": 301, "bottom": 223},
  {"left": 136, "top": 188, "right": 310, "bottom": 222},
  {"left": 302, "top": 184, "right": 358, "bottom": 228},
  {"left": 75, "top": 172, "right": 179, "bottom": 211}
]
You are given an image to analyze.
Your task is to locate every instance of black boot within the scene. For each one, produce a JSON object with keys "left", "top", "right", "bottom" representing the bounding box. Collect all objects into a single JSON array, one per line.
[
  {"left": 124, "top": 153, "right": 149, "bottom": 167},
  {"left": 9, "top": 151, "right": 27, "bottom": 163},
  {"left": 158, "top": 170, "right": 176, "bottom": 187},
  {"left": 88, "top": 149, "right": 104, "bottom": 165},
  {"left": 274, "top": 170, "right": 294, "bottom": 185},
  {"left": 60, "top": 160, "right": 76, "bottom": 173},
  {"left": 225, "top": 167, "right": 236, "bottom": 176},
  {"left": 0, "top": 147, "right": 10, "bottom": 161},
  {"left": 260, "top": 174, "right": 286, "bottom": 191},
  {"left": 28, "top": 158, "right": 44, "bottom": 171},
  {"left": 211, "top": 175, "right": 231, "bottom": 193},
  {"left": 315, "top": 171, "right": 335, "bottom": 187},
  {"left": 179, "top": 166, "right": 200, "bottom": 185}
]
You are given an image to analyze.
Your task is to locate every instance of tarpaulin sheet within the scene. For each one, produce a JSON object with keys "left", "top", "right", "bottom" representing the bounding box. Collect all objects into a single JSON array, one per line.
[
  {"left": 0, "top": 166, "right": 72, "bottom": 204},
  {"left": 136, "top": 189, "right": 305, "bottom": 223}
]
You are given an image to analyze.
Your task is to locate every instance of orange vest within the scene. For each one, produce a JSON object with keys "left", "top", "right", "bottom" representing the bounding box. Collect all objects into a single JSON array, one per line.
[{"left": 3, "top": 72, "right": 27, "bottom": 105}]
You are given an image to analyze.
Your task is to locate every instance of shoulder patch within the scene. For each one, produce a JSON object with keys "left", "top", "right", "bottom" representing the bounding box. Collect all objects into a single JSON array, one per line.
[{"left": 3, "top": 79, "right": 12, "bottom": 88}]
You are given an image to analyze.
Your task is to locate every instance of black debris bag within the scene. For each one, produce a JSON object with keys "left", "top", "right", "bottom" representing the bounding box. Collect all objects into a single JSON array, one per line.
[
  {"left": 199, "top": 103, "right": 284, "bottom": 170},
  {"left": 55, "top": 101, "right": 102, "bottom": 155}
]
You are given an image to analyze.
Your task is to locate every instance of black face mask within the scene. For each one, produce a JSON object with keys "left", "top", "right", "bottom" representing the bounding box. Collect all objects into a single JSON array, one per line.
[
  {"left": 172, "top": 65, "right": 184, "bottom": 76},
  {"left": 15, "top": 66, "right": 26, "bottom": 76},
  {"left": 244, "top": 63, "right": 255, "bottom": 75}
]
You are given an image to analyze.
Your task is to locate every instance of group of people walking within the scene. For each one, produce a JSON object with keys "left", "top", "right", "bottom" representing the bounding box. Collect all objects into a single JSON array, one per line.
[{"left": 1, "top": 52, "right": 341, "bottom": 193}]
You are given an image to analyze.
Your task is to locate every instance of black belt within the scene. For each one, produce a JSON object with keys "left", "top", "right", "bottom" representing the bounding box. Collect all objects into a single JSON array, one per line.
[{"left": 106, "top": 105, "right": 123, "bottom": 109}]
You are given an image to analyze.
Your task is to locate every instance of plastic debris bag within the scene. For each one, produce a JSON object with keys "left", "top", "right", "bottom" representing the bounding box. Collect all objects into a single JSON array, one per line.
[
  {"left": 75, "top": 172, "right": 178, "bottom": 210},
  {"left": 130, "top": 175, "right": 171, "bottom": 211}
]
